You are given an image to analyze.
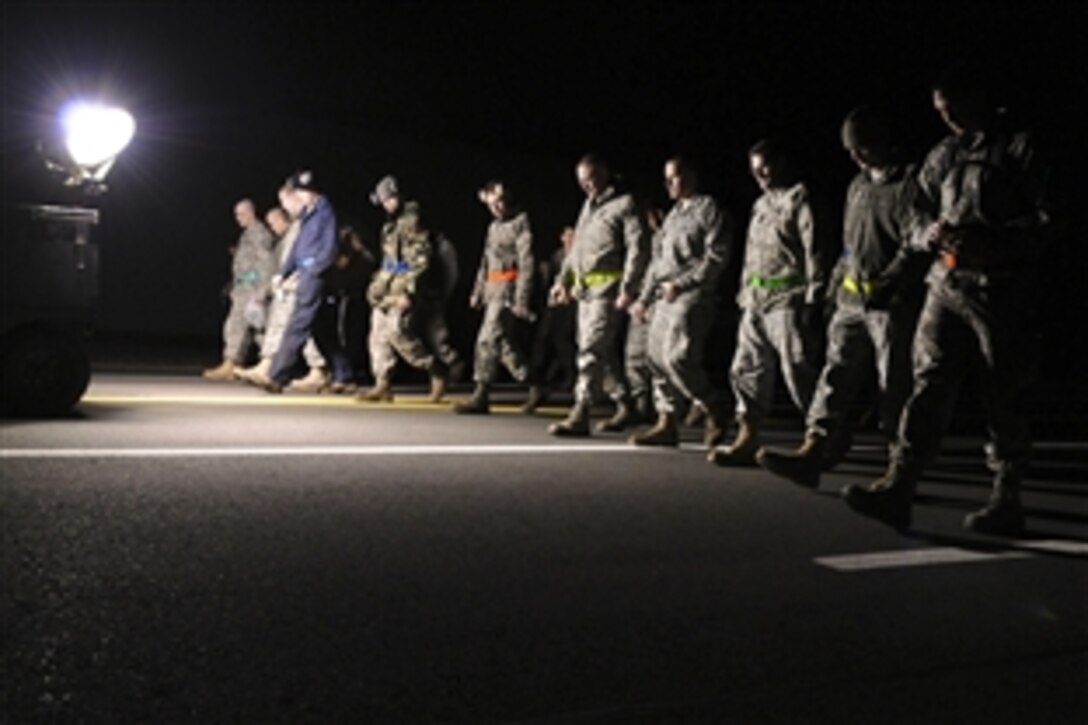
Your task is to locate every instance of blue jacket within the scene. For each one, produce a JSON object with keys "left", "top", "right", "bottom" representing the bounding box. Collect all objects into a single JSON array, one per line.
[{"left": 280, "top": 195, "right": 337, "bottom": 279}]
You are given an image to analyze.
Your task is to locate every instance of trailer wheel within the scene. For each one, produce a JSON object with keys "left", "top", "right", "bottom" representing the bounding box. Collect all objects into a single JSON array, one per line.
[{"left": 1, "top": 330, "right": 91, "bottom": 416}]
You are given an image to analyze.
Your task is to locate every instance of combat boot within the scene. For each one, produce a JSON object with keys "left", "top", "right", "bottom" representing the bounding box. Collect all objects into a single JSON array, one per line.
[
  {"left": 548, "top": 402, "right": 591, "bottom": 437},
  {"left": 841, "top": 464, "right": 919, "bottom": 530},
  {"left": 428, "top": 372, "right": 448, "bottom": 403},
  {"left": 453, "top": 384, "right": 490, "bottom": 415},
  {"left": 755, "top": 434, "right": 826, "bottom": 489},
  {"left": 234, "top": 357, "right": 271, "bottom": 383},
  {"left": 707, "top": 419, "right": 760, "bottom": 466},
  {"left": 683, "top": 404, "right": 706, "bottom": 428},
  {"left": 202, "top": 359, "right": 237, "bottom": 381},
  {"left": 964, "top": 472, "right": 1025, "bottom": 537},
  {"left": 628, "top": 413, "right": 679, "bottom": 447},
  {"left": 356, "top": 377, "right": 394, "bottom": 403},
  {"left": 519, "top": 385, "right": 546, "bottom": 414},
  {"left": 595, "top": 398, "right": 637, "bottom": 433},
  {"left": 287, "top": 366, "right": 329, "bottom": 393},
  {"left": 702, "top": 403, "right": 727, "bottom": 449}
]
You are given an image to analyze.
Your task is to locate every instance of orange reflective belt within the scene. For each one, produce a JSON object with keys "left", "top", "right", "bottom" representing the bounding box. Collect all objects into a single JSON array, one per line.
[{"left": 487, "top": 269, "right": 519, "bottom": 282}]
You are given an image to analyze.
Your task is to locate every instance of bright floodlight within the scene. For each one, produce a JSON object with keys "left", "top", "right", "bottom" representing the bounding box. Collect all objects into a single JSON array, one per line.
[{"left": 62, "top": 102, "right": 136, "bottom": 168}]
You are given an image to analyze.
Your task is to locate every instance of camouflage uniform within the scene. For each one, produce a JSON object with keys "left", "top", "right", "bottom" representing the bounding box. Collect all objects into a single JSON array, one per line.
[
  {"left": 807, "top": 164, "right": 925, "bottom": 444},
  {"left": 366, "top": 200, "right": 439, "bottom": 382},
  {"left": 222, "top": 221, "right": 276, "bottom": 362},
  {"left": 731, "top": 181, "right": 828, "bottom": 426},
  {"left": 892, "top": 128, "right": 1054, "bottom": 478},
  {"left": 419, "top": 233, "right": 464, "bottom": 374},
  {"left": 261, "top": 219, "right": 325, "bottom": 369},
  {"left": 468, "top": 210, "right": 534, "bottom": 385},
  {"left": 639, "top": 195, "right": 730, "bottom": 416},
  {"left": 557, "top": 186, "right": 649, "bottom": 409}
]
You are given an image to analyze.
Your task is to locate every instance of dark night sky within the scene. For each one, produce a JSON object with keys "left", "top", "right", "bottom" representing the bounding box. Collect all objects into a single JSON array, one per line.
[{"left": 2, "top": 1, "right": 1086, "bottom": 370}]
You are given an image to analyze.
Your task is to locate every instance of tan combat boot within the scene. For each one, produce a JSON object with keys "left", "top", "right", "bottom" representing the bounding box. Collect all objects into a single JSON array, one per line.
[
  {"left": 235, "top": 357, "right": 272, "bottom": 383},
  {"left": 428, "top": 372, "right": 448, "bottom": 403},
  {"left": 703, "top": 404, "right": 727, "bottom": 449},
  {"left": 707, "top": 419, "right": 760, "bottom": 466},
  {"left": 548, "top": 402, "right": 591, "bottom": 437},
  {"left": 453, "top": 384, "right": 490, "bottom": 415},
  {"left": 287, "top": 366, "right": 329, "bottom": 393},
  {"left": 595, "top": 398, "right": 637, "bottom": 433},
  {"left": 202, "top": 359, "right": 237, "bottom": 381},
  {"left": 356, "top": 377, "right": 394, "bottom": 403},
  {"left": 518, "top": 385, "right": 546, "bottom": 414},
  {"left": 755, "top": 434, "right": 826, "bottom": 489},
  {"left": 628, "top": 413, "right": 679, "bottom": 447},
  {"left": 841, "top": 464, "right": 919, "bottom": 530}
]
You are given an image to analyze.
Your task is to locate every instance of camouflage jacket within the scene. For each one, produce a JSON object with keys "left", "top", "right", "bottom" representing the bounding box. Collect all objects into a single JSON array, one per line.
[
  {"left": 470, "top": 210, "right": 535, "bottom": 309},
  {"left": 639, "top": 195, "right": 730, "bottom": 304},
  {"left": 231, "top": 221, "right": 276, "bottom": 298},
  {"left": 368, "top": 200, "right": 434, "bottom": 309},
  {"left": 737, "top": 182, "right": 829, "bottom": 312},
  {"left": 558, "top": 186, "right": 649, "bottom": 300}
]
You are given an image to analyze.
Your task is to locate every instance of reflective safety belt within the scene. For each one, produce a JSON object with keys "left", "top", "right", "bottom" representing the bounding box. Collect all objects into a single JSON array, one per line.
[
  {"left": 581, "top": 270, "right": 623, "bottom": 287},
  {"left": 383, "top": 259, "right": 411, "bottom": 274},
  {"left": 236, "top": 270, "right": 260, "bottom": 285},
  {"left": 487, "top": 269, "right": 519, "bottom": 282},
  {"left": 747, "top": 273, "right": 804, "bottom": 290},
  {"left": 842, "top": 274, "right": 875, "bottom": 295}
]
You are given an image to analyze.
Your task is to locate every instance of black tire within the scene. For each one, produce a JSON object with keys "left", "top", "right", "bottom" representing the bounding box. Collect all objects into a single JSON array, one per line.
[{"left": 0, "top": 329, "right": 91, "bottom": 417}]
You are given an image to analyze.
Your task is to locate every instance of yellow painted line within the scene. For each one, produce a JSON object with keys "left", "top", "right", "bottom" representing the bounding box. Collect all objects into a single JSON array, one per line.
[{"left": 81, "top": 394, "right": 569, "bottom": 415}]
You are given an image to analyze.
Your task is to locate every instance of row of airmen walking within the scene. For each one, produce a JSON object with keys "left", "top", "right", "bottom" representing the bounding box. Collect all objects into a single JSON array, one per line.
[{"left": 204, "top": 64, "right": 1056, "bottom": 539}]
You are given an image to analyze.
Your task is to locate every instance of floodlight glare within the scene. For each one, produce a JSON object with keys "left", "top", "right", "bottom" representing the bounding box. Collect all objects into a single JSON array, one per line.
[{"left": 62, "top": 102, "right": 136, "bottom": 167}]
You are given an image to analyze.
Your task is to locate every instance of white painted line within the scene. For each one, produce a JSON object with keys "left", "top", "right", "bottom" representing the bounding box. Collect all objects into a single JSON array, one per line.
[
  {"left": 0, "top": 444, "right": 647, "bottom": 459},
  {"left": 815, "top": 547, "right": 1032, "bottom": 572},
  {"left": 1015, "top": 539, "right": 1088, "bottom": 556}
]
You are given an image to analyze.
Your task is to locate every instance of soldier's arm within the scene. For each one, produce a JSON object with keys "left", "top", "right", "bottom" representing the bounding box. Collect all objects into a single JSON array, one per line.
[
  {"left": 636, "top": 228, "right": 663, "bottom": 305},
  {"left": 401, "top": 229, "right": 433, "bottom": 297},
  {"left": 515, "top": 219, "right": 535, "bottom": 311},
  {"left": 673, "top": 201, "right": 730, "bottom": 293},
  {"left": 469, "top": 240, "right": 487, "bottom": 306},
  {"left": 798, "top": 196, "right": 827, "bottom": 306},
  {"left": 620, "top": 200, "right": 650, "bottom": 299}
]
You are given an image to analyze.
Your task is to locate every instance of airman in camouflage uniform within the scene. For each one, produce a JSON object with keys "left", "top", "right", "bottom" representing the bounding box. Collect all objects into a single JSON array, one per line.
[
  {"left": 548, "top": 155, "right": 650, "bottom": 437},
  {"left": 757, "top": 106, "right": 927, "bottom": 488},
  {"left": 203, "top": 198, "right": 276, "bottom": 380},
  {"left": 844, "top": 67, "right": 1056, "bottom": 536},
  {"left": 710, "top": 140, "right": 830, "bottom": 466},
  {"left": 629, "top": 156, "right": 732, "bottom": 448},
  {"left": 357, "top": 175, "right": 448, "bottom": 403},
  {"left": 453, "top": 180, "right": 539, "bottom": 414}
]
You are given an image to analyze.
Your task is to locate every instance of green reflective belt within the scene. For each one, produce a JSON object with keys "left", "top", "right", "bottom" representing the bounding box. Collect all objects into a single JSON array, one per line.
[
  {"left": 581, "top": 270, "right": 623, "bottom": 287},
  {"left": 748, "top": 273, "right": 804, "bottom": 290},
  {"left": 842, "top": 275, "right": 875, "bottom": 295}
]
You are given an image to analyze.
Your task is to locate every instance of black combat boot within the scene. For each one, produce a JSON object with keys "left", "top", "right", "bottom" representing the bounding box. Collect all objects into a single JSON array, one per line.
[
  {"left": 453, "top": 383, "right": 490, "bottom": 415},
  {"left": 756, "top": 433, "right": 825, "bottom": 489},
  {"left": 841, "top": 464, "right": 919, "bottom": 530}
]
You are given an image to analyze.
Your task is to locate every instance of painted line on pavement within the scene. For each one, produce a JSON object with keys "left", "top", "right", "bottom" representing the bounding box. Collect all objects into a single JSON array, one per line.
[
  {"left": 815, "top": 548, "right": 1033, "bottom": 571},
  {"left": 81, "top": 394, "right": 569, "bottom": 414},
  {"left": 0, "top": 444, "right": 648, "bottom": 459}
]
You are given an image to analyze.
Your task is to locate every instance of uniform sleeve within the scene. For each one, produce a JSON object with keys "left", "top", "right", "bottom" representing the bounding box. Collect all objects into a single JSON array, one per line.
[
  {"left": 908, "top": 144, "right": 946, "bottom": 251},
  {"left": 401, "top": 225, "right": 432, "bottom": 297},
  {"left": 620, "top": 200, "right": 650, "bottom": 299},
  {"left": 255, "top": 225, "right": 278, "bottom": 297},
  {"left": 673, "top": 201, "right": 730, "bottom": 293},
  {"left": 797, "top": 195, "right": 828, "bottom": 306},
  {"left": 470, "top": 238, "right": 487, "bottom": 305},
  {"left": 515, "top": 217, "right": 535, "bottom": 310},
  {"left": 637, "top": 227, "right": 664, "bottom": 305}
]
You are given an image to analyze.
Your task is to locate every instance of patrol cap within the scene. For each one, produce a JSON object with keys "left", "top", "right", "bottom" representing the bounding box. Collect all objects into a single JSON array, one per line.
[
  {"left": 370, "top": 174, "right": 400, "bottom": 206},
  {"left": 285, "top": 169, "right": 319, "bottom": 192}
]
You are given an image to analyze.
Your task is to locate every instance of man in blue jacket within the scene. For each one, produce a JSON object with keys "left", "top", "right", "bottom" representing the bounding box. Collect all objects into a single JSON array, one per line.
[{"left": 257, "top": 170, "right": 354, "bottom": 394}]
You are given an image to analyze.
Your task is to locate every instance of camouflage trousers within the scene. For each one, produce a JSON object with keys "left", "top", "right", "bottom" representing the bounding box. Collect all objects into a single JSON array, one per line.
[
  {"left": 222, "top": 287, "right": 261, "bottom": 363},
  {"left": 625, "top": 313, "right": 652, "bottom": 408},
  {"left": 419, "top": 301, "right": 462, "bottom": 370},
  {"left": 262, "top": 286, "right": 326, "bottom": 369},
  {"left": 893, "top": 287, "right": 1032, "bottom": 475},
  {"left": 729, "top": 304, "right": 819, "bottom": 426},
  {"left": 369, "top": 306, "right": 436, "bottom": 382},
  {"left": 647, "top": 293, "right": 717, "bottom": 415},
  {"left": 473, "top": 300, "right": 530, "bottom": 385},
  {"left": 807, "top": 302, "right": 915, "bottom": 443},
  {"left": 574, "top": 297, "right": 629, "bottom": 406}
]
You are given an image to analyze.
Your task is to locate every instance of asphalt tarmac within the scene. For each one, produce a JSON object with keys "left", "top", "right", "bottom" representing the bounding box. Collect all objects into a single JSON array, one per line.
[{"left": 2, "top": 374, "right": 1086, "bottom": 723}]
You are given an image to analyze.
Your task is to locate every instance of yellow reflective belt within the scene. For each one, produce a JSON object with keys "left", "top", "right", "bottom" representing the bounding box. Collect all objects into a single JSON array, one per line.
[
  {"left": 582, "top": 270, "right": 623, "bottom": 287},
  {"left": 842, "top": 275, "right": 875, "bottom": 295},
  {"left": 748, "top": 273, "right": 804, "bottom": 290}
]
